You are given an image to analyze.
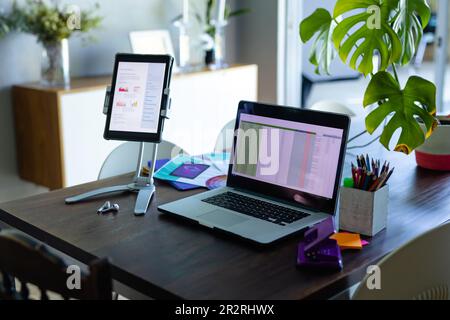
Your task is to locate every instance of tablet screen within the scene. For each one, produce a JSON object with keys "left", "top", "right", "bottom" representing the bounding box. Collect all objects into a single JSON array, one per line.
[{"left": 109, "top": 61, "right": 166, "bottom": 134}]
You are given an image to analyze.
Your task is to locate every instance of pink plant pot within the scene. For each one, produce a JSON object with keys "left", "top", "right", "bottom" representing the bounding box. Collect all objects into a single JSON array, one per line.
[{"left": 415, "top": 116, "right": 450, "bottom": 171}]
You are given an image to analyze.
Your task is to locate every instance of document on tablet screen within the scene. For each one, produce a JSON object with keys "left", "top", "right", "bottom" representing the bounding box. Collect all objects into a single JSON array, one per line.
[{"left": 109, "top": 61, "right": 166, "bottom": 134}]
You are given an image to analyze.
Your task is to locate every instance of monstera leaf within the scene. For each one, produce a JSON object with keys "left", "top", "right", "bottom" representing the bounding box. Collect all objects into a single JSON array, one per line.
[
  {"left": 392, "top": 0, "right": 431, "bottom": 65},
  {"left": 364, "top": 71, "right": 438, "bottom": 154},
  {"left": 333, "top": 0, "right": 402, "bottom": 76},
  {"left": 300, "top": 8, "right": 336, "bottom": 75}
]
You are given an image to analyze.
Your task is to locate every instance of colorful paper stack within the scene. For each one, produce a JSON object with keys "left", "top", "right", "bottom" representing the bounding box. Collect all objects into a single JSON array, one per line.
[{"left": 330, "top": 232, "right": 369, "bottom": 250}]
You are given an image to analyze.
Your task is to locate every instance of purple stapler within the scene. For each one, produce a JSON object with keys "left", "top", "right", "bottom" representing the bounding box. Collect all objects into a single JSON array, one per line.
[{"left": 297, "top": 217, "right": 343, "bottom": 270}]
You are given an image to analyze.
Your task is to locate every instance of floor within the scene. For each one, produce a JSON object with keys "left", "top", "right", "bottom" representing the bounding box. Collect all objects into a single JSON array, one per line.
[
  {"left": 1, "top": 63, "right": 449, "bottom": 205},
  {"left": 0, "top": 171, "right": 48, "bottom": 204}
]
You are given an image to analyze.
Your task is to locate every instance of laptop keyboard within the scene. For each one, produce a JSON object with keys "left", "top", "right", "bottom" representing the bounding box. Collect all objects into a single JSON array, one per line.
[{"left": 202, "top": 192, "right": 310, "bottom": 226}]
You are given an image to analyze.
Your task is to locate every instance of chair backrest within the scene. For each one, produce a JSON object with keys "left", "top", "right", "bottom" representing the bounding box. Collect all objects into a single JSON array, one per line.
[
  {"left": 214, "top": 120, "right": 235, "bottom": 153},
  {"left": 98, "top": 141, "right": 186, "bottom": 180},
  {"left": 353, "top": 222, "right": 450, "bottom": 300},
  {"left": 0, "top": 230, "right": 112, "bottom": 300}
]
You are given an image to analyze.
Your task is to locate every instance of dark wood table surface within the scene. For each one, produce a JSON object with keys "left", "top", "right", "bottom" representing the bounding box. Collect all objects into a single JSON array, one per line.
[{"left": 0, "top": 143, "right": 449, "bottom": 299}]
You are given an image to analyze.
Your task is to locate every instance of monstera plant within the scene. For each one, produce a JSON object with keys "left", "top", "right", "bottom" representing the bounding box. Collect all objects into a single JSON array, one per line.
[{"left": 300, "top": 0, "right": 438, "bottom": 154}]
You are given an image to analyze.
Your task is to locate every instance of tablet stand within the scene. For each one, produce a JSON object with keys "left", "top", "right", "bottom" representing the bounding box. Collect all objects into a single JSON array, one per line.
[
  {"left": 65, "top": 142, "right": 158, "bottom": 216},
  {"left": 66, "top": 54, "right": 174, "bottom": 216}
]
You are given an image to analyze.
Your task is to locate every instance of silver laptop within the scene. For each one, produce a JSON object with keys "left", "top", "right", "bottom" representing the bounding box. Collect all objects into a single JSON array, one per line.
[{"left": 158, "top": 101, "right": 350, "bottom": 244}]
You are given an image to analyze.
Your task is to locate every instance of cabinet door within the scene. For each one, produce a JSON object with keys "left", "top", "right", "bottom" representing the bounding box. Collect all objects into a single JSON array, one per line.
[
  {"left": 60, "top": 89, "right": 122, "bottom": 187},
  {"left": 164, "top": 65, "right": 258, "bottom": 155}
]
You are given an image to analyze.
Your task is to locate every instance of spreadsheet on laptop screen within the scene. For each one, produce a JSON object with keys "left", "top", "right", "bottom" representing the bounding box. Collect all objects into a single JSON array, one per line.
[{"left": 232, "top": 113, "right": 344, "bottom": 199}]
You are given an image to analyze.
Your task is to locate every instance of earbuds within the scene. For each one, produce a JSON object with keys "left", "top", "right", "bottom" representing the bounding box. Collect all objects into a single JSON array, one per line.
[{"left": 97, "top": 201, "right": 120, "bottom": 215}]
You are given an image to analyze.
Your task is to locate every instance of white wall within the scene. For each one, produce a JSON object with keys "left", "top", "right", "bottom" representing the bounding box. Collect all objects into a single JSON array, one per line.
[{"left": 234, "top": 0, "right": 279, "bottom": 103}]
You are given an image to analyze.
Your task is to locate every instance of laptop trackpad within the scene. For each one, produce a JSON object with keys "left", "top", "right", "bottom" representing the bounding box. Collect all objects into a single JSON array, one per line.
[{"left": 199, "top": 210, "right": 248, "bottom": 228}]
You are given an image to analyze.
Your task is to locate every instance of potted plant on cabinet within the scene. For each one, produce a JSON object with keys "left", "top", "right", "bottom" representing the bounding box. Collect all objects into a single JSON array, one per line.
[
  {"left": 0, "top": 0, "right": 102, "bottom": 87},
  {"left": 300, "top": 0, "right": 450, "bottom": 170},
  {"left": 198, "top": 0, "right": 250, "bottom": 66}
]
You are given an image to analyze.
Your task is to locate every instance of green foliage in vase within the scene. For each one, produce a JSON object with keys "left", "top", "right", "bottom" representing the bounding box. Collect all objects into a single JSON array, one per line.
[
  {"left": 300, "top": 0, "right": 438, "bottom": 154},
  {"left": 0, "top": 0, "right": 102, "bottom": 44},
  {"left": 200, "top": 0, "right": 250, "bottom": 38}
]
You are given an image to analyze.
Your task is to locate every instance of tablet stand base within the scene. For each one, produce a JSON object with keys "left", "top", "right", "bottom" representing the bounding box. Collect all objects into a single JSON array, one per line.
[{"left": 65, "top": 142, "right": 158, "bottom": 216}]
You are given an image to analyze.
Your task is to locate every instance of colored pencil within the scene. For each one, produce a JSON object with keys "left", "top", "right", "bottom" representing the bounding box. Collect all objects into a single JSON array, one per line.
[
  {"left": 350, "top": 154, "right": 394, "bottom": 192},
  {"left": 381, "top": 168, "right": 394, "bottom": 188}
]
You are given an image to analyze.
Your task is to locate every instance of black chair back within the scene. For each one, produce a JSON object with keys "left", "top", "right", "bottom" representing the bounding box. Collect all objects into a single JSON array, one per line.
[{"left": 0, "top": 230, "right": 112, "bottom": 300}]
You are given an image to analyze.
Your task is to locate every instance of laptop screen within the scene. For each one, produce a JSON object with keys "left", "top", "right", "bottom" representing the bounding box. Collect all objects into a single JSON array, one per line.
[
  {"left": 228, "top": 102, "right": 350, "bottom": 214},
  {"left": 232, "top": 114, "right": 344, "bottom": 199}
]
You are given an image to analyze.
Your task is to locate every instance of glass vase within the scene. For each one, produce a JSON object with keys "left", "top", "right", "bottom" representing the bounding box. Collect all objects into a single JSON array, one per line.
[
  {"left": 174, "top": 21, "right": 192, "bottom": 72},
  {"left": 41, "top": 39, "right": 70, "bottom": 87},
  {"left": 211, "top": 22, "right": 228, "bottom": 69}
]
